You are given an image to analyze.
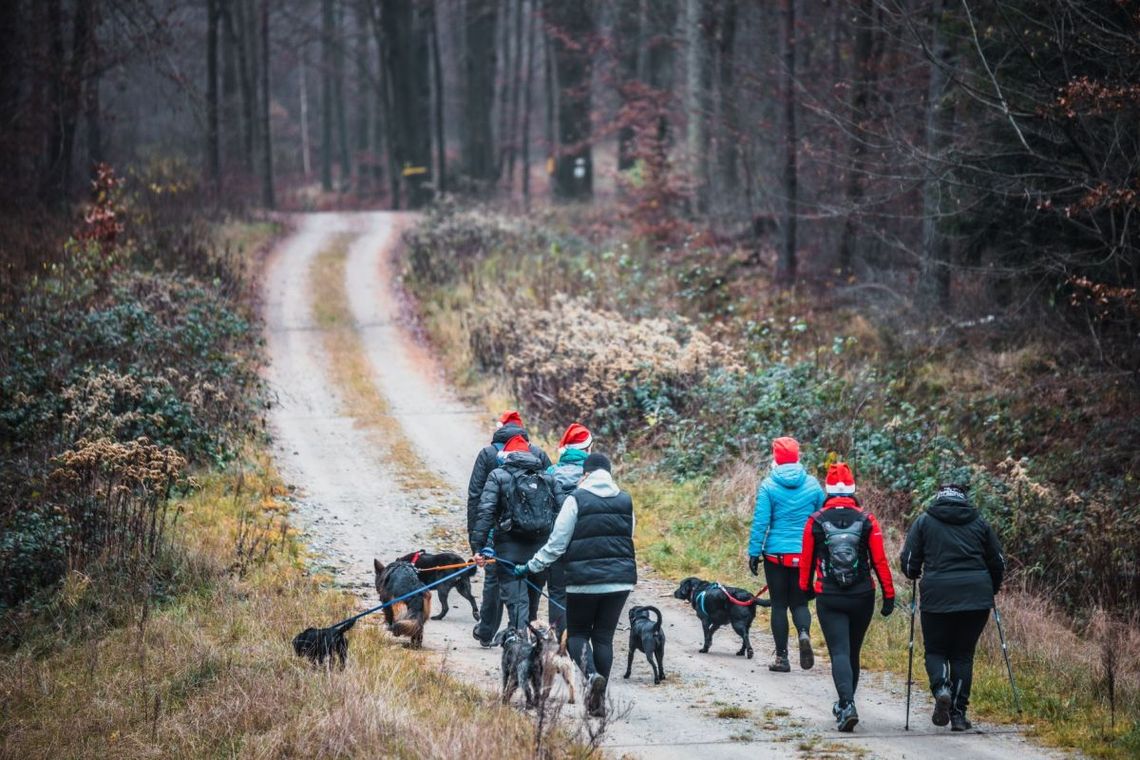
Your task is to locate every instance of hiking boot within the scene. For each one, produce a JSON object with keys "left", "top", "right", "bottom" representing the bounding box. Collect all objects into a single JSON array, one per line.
[
  {"left": 836, "top": 701, "right": 859, "bottom": 732},
  {"left": 832, "top": 701, "right": 842, "bottom": 719},
  {"left": 472, "top": 625, "right": 492, "bottom": 649},
  {"left": 768, "top": 653, "right": 791, "bottom": 672},
  {"left": 932, "top": 686, "right": 952, "bottom": 727},
  {"left": 586, "top": 674, "right": 607, "bottom": 718},
  {"left": 950, "top": 710, "right": 972, "bottom": 732},
  {"left": 798, "top": 631, "right": 814, "bottom": 670}
]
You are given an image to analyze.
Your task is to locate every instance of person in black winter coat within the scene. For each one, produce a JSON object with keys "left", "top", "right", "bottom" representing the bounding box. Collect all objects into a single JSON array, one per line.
[
  {"left": 899, "top": 483, "right": 1005, "bottom": 732},
  {"left": 470, "top": 435, "right": 556, "bottom": 633},
  {"left": 466, "top": 410, "right": 552, "bottom": 645}
]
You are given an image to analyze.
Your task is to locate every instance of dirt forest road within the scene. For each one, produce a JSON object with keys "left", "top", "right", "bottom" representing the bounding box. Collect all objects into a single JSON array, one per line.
[{"left": 263, "top": 212, "right": 1070, "bottom": 759}]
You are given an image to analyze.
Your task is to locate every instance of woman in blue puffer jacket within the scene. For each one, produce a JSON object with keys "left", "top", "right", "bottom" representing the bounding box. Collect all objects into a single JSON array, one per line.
[{"left": 748, "top": 437, "right": 825, "bottom": 672}]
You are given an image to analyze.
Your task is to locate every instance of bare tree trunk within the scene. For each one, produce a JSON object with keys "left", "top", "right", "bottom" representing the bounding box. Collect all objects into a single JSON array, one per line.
[
  {"left": 321, "top": 0, "right": 334, "bottom": 191},
  {"left": 380, "top": 0, "right": 433, "bottom": 208},
  {"left": 521, "top": 0, "right": 537, "bottom": 204},
  {"left": 206, "top": 0, "right": 221, "bottom": 192},
  {"left": 41, "top": 0, "right": 95, "bottom": 200},
  {"left": 220, "top": 1, "right": 240, "bottom": 173},
  {"left": 505, "top": 0, "right": 525, "bottom": 191},
  {"left": 778, "top": 0, "right": 797, "bottom": 283},
  {"left": 684, "top": 0, "right": 707, "bottom": 212},
  {"left": 462, "top": 0, "right": 498, "bottom": 183},
  {"left": 496, "top": 0, "right": 514, "bottom": 181},
  {"left": 615, "top": 0, "right": 643, "bottom": 172},
  {"left": 919, "top": 0, "right": 956, "bottom": 306},
  {"left": 233, "top": 0, "right": 257, "bottom": 174},
  {"left": 545, "top": 0, "right": 594, "bottom": 200},
  {"left": 429, "top": 0, "right": 446, "bottom": 193},
  {"left": 300, "top": 44, "right": 312, "bottom": 177},
  {"left": 838, "top": 0, "right": 874, "bottom": 275},
  {"left": 333, "top": 0, "right": 351, "bottom": 186},
  {"left": 260, "top": 0, "right": 274, "bottom": 208},
  {"left": 715, "top": 0, "right": 738, "bottom": 201}
]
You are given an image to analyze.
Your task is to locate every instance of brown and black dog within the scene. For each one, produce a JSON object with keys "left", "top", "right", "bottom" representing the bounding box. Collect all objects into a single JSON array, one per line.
[
  {"left": 373, "top": 559, "right": 432, "bottom": 648},
  {"left": 395, "top": 550, "right": 479, "bottom": 621}
]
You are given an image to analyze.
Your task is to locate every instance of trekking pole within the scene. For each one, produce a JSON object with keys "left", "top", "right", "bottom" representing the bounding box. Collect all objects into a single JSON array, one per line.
[
  {"left": 992, "top": 603, "right": 1023, "bottom": 714},
  {"left": 905, "top": 579, "right": 917, "bottom": 731}
]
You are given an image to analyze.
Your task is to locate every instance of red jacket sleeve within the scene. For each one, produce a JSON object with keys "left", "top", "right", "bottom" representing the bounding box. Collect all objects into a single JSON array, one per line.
[
  {"left": 798, "top": 516, "right": 816, "bottom": 592},
  {"left": 866, "top": 513, "right": 895, "bottom": 599}
]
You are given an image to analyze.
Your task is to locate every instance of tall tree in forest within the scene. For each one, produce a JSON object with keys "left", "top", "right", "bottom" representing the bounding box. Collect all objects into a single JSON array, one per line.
[
  {"left": 428, "top": 0, "right": 446, "bottom": 193},
  {"left": 40, "top": 0, "right": 97, "bottom": 201},
  {"left": 778, "top": 0, "right": 798, "bottom": 283},
  {"left": 684, "top": 0, "right": 710, "bottom": 211},
  {"left": 614, "top": 0, "right": 643, "bottom": 172},
  {"left": 837, "top": 0, "right": 876, "bottom": 274},
  {"left": 352, "top": 3, "right": 370, "bottom": 190},
  {"left": 333, "top": 0, "right": 351, "bottom": 186},
  {"left": 919, "top": 0, "right": 956, "bottom": 305},
  {"left": 379, "top": 0, "right": 433, "bottom": 208},
  {"left": 714, "top": 0, "right": 738, "bottom": 202},
  {"left": 520, "top": 0, "right": 537, "bottom": 202},
  {"left": 462, "top": 0, "right": 497, "bottom": 184},
  {"left": 259, "top": 0, "right": 274, "bottom": 207},
  {"left": 544, "top": 0, "right": 595, "bottom": 200},
  {"left": 206, "top": 0, "right": 222, "bottom": 192},
  {"left": 504, "top": 0, "right": 525, "bottom": 189},
  {"left": 320, "top": 0, "right": 334, "bottom": 191}
]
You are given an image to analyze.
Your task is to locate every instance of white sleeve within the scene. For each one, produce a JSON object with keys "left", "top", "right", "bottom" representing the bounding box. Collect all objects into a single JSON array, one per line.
[{"left": 527, "top": 495, "right": 578, "bottom": 572}]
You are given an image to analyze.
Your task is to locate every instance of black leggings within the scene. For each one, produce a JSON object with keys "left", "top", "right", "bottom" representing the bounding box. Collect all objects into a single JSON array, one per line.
[
  {"left": 764, "top": 560, "right": 812, "bottom": 655},
  {"left": 566, "top": 590, "right": 630, "bottom": 681},
  {"left": 921, "top": 609, "right": 989, "bottom": 711},
  {"left": 816, "top": 592, "right": 874, "bottom": 704}
]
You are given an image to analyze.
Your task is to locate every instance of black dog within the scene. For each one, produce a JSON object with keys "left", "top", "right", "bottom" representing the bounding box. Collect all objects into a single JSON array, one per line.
[
  {"left": 374, "top": 558, "right": 432, "bottom": 648},
  {"left": 494, "top": 627, "right": 543, "bottom": 708},
  {"left": 673, "top": 577, "right": 769, "bottom": 659},
  {"left": 623, "top": 605, "right": 666, "bottom": 684},
  {"left": 292, "top": 618, "right": 355, "bottom": 668},
  {"left": 396, "top": 550, "right": 479, "bottom": 621}
]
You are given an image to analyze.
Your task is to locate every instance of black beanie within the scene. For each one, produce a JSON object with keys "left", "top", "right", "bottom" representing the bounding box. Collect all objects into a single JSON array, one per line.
[{"left": 583, "top": 452, "right": 612, "bottom": 474}]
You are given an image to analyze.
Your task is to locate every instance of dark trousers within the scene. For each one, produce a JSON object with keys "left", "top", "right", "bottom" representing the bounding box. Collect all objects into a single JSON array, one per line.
[
  {"left": 921, "top": 609, "right": 990, "bottom": 712},
  {"left": 816, "top": 592, "right": 874, "bottom": 704},
  {"left": 497, "top": 562, "right": 549, "bottom": 630},
  {"left": 474, "top": 565, "right": 503, "bottom": 642},
  {"left": 547, "top": 559, "right": 567, "bottom": 636},
  {"left": 764, "top": 560, "right": 812, "bottom": 655},
  {"left": 566, "top": 590, "right": 630, "bottom": 682}
]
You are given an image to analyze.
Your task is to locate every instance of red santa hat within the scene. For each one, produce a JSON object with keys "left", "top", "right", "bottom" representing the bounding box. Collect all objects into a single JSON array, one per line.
[
  {"left": 558, "top": 423, "right": 593, "bottom": 452},
  {"left": 497, "top": 410, "right": 524, "bottom": 429},
  {"left": 502, "top": 435, "right": 530, "bottom": 454},
  {"left": 826, "top": 462, "right": 857, "bottom": 495},
  {"left": 772, "top": 437, "right": 800, "bottom": 465}
]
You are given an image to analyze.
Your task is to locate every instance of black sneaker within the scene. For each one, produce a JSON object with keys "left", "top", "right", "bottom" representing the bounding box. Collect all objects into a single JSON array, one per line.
[
  {"left": 472, "top": 625, "right": 492, "bottom": 649},
  {"left": 586, "top": 674, "right": 607, "bottom": 717},
  {"left": 836, "top": 701, "right": 859, "bottom": 732},
  {"left": 932, "top": 686, "right": 952, "bottom": 726},
  {"left": 950, "top": 711, "right": 972, "bottom": 732},
  {"left": 768, "top": 654, "right": 791, "bottom": 672},
  {"left": 798, "top": 631, "right": 814, "bottom": 670}
]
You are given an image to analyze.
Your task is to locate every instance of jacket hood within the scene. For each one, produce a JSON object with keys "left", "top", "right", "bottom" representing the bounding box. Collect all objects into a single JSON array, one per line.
[
  {"left": 770, "top": 462, "right": 808, "bottom": 489},
  {"left": 492, "top": 424, "right": 529, "bottom": 446},
  {"left": 927, "top": 498, "right": 978, "bottom": 525},
  {"left": 578, "top": 468, "right": 620, "bottom": 498},
  {"left": 550, "top": 461, "right": 584, "bottom": 489},
  {"left": 501, "top": 451, "right": 542, "bottom": 471}
]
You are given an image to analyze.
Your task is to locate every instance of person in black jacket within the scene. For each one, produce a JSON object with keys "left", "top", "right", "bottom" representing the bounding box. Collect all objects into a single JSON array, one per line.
[
  {"left": 899, "top": 483, "right": 1005, "bottom": 732},
  {"left": 515, "top": 452, "right": 636, "bottom": 718},
  {"left": 467, "top": 410, "right": 552, "bottom": 646},
  {"left": 470, "top": 435, "right": 556, "bottom": 634}
]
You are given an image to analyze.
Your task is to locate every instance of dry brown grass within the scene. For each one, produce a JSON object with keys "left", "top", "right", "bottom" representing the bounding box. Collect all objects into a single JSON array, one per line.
[
  {"left": 309, "top": 235, "right": 449, "bottom": 493},
  {"left": 0, "top": 457, "right": 594, "bottom": 760}
]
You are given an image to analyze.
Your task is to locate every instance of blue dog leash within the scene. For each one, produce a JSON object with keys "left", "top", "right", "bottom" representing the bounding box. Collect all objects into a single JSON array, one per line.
[
  {"left": 329, "top": 563, "right": 476, "bottom": 629},
  {"left": 478, "top": 549, "right": 567, "bottom": 612}
]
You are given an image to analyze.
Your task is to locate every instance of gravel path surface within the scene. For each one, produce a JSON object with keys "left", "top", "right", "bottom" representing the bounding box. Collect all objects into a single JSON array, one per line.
[{"left": 262, "top": 211, "right": 1072, "bottom": 759}]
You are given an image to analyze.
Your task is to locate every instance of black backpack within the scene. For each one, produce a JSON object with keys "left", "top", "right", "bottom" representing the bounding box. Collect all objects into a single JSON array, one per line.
[
  {"left": 499, "top": 469, "right": 556, "bottom": 539},
  {"left": 820, "top": 512, "right": 868, "bottom": 588}
]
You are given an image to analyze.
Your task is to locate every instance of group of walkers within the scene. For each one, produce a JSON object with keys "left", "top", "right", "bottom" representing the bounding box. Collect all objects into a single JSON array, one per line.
[
  {"left": 467, "top": 411, "right": 633, "bottom": 717},
  {"left": 751, "top": 437, "right": 1005, "bottom": 732},
  {"left": 465, "top": 413, "right": 1005, "bottom": 732}
]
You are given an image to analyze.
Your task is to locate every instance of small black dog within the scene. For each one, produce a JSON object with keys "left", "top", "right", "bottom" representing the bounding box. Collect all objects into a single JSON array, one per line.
[
  {"left": 673, "top": 577, "right": 769, "bottom": 659},
  {"left": 395, "top": 550, "right": 480, "bottom": 621},
  {"left": 494, "top": 627, "right": 543, "bottom": 708},
  {"left": 374, "top": 558, "right": 432, "bottom": 648},
  {"left": 623, "top": 605, "right": 665, "bottom": 684},
  {"left": 292, "top": 618, "right": 355, "bottom": 668}
]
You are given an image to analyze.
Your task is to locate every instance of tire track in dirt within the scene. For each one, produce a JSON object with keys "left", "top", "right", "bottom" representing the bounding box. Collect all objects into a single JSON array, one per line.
[{"left": 265, "top": 211, "right": 1074, "bottom": 759}]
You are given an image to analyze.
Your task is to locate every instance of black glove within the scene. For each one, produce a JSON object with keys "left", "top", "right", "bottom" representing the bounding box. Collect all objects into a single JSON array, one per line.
[
  {"left": 881, "top": 597, "right": 895, "bottom": 617},
  {"left": 748, "top": 556, "right": 760, "bottom": 576}
]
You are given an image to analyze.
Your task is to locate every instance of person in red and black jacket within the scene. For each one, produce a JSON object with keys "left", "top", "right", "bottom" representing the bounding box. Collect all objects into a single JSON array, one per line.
[{"left": 799, "top": 462, "right": 895, "bottom": 733}]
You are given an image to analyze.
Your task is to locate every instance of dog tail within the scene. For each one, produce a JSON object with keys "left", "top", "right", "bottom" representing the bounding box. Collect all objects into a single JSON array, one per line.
[
  {"left": 389, "top": 593, "right": 431, "bottom": 638},
  {"left": 333, "top": 617, "right": 357, "bottom": 633},
  {"left": 644, "top": 605, "right": 664, "bottom": 631}
]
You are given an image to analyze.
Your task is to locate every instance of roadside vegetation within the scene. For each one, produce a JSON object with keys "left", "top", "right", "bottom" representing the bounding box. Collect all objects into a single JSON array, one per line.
[{"left": 401, "top": 201, "right": 1140, "bottom": 759}]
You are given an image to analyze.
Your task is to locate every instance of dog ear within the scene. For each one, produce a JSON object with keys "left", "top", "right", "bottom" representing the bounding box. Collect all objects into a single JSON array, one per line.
[{"left": 373, "top": 558, "right": 384, "bottom": 573}]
